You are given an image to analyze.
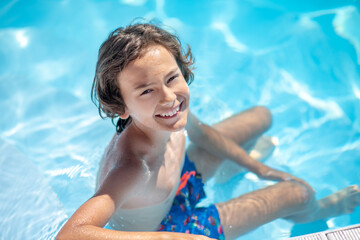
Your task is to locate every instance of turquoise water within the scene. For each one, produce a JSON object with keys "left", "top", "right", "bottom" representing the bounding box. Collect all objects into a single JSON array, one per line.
[{"left": 1, "top": 0, "right": 359, "bottom": 239}]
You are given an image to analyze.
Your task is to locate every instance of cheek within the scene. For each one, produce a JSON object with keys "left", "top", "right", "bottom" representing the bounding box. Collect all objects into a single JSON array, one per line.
[
  {"left": 184, "top": 85, "right": 190, "bottom": 101},
  {"left": 185, "top": 85, "right": 190, "bottom": 95},
  {"left": 179, "top": 80, "right": 190, "bottom": 96},
  {"left": 129, "top": 99, "right": 156, "bottom": 117}
]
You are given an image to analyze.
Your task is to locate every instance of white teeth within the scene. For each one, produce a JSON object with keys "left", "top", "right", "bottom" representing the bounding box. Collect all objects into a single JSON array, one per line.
[{"left": 159, "top": 105, "right": 180, "bottom": 117}]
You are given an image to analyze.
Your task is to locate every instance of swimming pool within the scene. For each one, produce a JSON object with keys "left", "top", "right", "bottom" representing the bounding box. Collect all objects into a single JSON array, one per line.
[{"left": 0, "top": 0, "right": 359, "bottom": 239}]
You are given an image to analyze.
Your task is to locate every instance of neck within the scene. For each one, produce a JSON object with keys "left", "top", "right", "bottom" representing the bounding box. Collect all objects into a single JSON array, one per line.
[{"left": 130, "top": 120, "right": 172, "bottom": 148}]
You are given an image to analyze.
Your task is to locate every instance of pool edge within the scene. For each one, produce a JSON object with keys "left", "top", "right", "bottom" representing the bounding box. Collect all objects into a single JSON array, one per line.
[{"left": 289, "top": 223, "right": 360, "bottom": 240}]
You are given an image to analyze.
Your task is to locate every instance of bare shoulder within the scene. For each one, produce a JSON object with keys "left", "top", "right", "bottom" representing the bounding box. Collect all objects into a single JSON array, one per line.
[
  {"left": 95, "top": 157, "right": 145, "bottom": 207},
  {"left": 96, "top": 130, "right": 149, "bottom": 202},
  {"left": 97, "top": 129, "right": 142, "bottom": 185}
]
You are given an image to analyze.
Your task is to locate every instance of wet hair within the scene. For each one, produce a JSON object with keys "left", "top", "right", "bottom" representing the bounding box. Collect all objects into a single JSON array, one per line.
[{"left": 91, "top": 22, "right": 195, "bottom": 133}]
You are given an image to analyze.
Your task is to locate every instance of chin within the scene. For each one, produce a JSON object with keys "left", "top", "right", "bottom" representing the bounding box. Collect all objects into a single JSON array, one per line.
[
  {"left": 172, "top": 122, "right": 187, "bottom": 132},
  {"left": 167, "top": 118, "right": 187, "bottom": 132},
  {"left": 174, "top": 111, "right": 188, "bottom": 130}
]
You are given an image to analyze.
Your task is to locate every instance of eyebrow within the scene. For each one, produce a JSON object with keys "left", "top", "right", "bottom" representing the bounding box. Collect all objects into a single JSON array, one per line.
[{"left": 134, "top": 68, "right": 179, "bottom": 90}]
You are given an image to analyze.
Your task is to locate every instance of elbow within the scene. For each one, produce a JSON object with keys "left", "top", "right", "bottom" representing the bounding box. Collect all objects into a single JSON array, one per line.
[
  {"left": 55, "top": 233, "right": 66, "bottom": 240},
  {"left": 55, "top": 225, "right": 77, "bottom": 240}
]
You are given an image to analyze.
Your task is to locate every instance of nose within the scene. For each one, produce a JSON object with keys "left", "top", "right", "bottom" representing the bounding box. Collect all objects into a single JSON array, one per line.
[{"left": 160, "top": 86, "right": 176, "bottom": 107}]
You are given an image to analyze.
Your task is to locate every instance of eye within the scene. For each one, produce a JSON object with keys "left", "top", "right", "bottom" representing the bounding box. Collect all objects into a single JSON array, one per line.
[
  {"left": 141, "top": 89, "right": 152, "bottom": 95},
  {"left": 167, "top": 74, "right": 179, "bottom": 83}
]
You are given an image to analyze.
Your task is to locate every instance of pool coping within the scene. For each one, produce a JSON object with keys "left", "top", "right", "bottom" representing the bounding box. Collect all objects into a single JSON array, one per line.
[{"left": 288, "top": 223, "right": 360, "bottom": 240}]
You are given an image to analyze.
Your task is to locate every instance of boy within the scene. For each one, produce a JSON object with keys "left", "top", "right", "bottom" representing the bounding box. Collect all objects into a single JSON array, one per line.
[{"left": 56, "top": 23, "right": 360, "bottom": 240}]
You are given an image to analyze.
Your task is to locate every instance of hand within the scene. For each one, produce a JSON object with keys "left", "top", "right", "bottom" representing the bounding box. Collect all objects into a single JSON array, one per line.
[{"left": 257, "top": 166, "right": 315, "bottom": 193}]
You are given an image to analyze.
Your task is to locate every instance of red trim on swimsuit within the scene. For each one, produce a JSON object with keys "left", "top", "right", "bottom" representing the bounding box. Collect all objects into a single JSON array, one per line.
[{"left": 176, "top": 170, "right": 196, "bottom": 195}]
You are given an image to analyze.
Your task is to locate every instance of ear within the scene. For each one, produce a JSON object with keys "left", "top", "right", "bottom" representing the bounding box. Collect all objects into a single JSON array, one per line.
[{"left": 118, "top": 108, "right": 130, "bottom": 120}]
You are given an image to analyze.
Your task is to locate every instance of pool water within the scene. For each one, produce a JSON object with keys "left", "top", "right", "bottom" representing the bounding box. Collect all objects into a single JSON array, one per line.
[{"left": 1, "top": 0, "right": 359, "bottom": 239}]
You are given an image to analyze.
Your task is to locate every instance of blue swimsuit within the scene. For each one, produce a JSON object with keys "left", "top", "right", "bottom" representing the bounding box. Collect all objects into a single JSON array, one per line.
[{"left": 157, "top": 155, "right": 225, "bottom": 239}]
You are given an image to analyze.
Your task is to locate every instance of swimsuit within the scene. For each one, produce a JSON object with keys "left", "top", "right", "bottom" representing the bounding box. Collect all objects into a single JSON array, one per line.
[{"left": 157, "top": 155, "right": 225, "bottom": 240}]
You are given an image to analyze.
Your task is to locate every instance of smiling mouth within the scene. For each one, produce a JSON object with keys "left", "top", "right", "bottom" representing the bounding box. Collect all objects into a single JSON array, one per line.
[{"left": 156, "top": 101, "right": 183, "bottom": 119}]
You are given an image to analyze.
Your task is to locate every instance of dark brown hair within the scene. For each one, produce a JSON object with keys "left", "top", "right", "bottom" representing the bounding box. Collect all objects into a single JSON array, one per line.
[{"left": 91, "top": 22, "right": 194, "bottom": 131}]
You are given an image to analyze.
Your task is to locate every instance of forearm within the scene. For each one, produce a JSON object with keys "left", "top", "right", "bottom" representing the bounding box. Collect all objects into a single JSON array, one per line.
[{"left": 56, "top": 225, "right": 204, "bottom": 240}]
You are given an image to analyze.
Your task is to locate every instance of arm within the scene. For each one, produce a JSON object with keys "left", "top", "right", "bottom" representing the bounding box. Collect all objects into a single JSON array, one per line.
[
  {"left": 56, "top": 164, "right": 215, "bottom": 240},
  {"left": 185, "top": 111, "right": 314, "bottom": 189}
]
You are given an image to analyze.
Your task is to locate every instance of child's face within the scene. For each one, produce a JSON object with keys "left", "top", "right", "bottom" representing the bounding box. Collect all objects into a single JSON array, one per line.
[{"left": 117, "top": 45, "right": 190, "bottom": 132}]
